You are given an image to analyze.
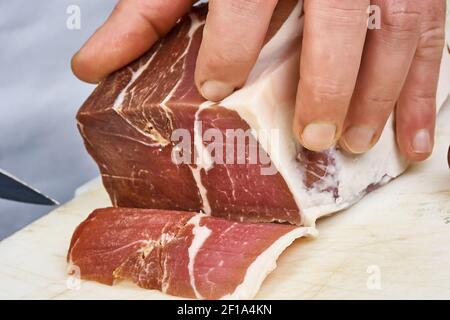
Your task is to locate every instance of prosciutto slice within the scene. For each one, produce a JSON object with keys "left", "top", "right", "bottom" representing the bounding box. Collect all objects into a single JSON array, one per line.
[{"left": 68, "top": 207, "right": 313, "bottom": 299}]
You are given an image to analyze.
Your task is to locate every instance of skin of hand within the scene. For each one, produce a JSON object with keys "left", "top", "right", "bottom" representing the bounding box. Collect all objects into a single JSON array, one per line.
[{"left": 71, "top": 0, "right": 446, "bottom": 161}]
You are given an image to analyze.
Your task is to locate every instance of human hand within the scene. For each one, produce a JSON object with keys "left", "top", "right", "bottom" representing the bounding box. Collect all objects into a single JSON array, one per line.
[{"left": 72, "top": 0, "right": 446, "bottom": 161}]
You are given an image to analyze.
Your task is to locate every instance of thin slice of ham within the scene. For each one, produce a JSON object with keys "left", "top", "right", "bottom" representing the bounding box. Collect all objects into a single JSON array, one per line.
[{"left": 68, "top": 207, "right": 314, "bottom": 299}]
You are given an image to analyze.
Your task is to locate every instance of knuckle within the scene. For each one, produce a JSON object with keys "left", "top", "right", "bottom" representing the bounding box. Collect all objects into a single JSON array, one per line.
[
  {"left": 201, "top": 43, "right": 255, "bottom": 72},
  {"left": 364, "top": 94, "right": 396, "bottom": 113},
  {"left": 410, "top": 91, "right": 436, "bottom": 108},
  {"left": 212, "top": 51, "right": 253, "bottom": 69},
  {"left": 415, "top": 23, "right": 445, "bottom": 61},
  {"left": 116, "top": 0, "right": 150, "bottom": 13},
  {"left": 381, "top": 1, "right": 421, "bottom": 37},
  {"left": 307, "top": 0, "right": 369, "bottom": 27},
  {"left": 135, "top": 0, "right": 165, "bottom": 35},
  {"left": 116, "top": 0, "right": 164, "bottom": 37},
  {"left": 201, "top": 30, "right": 257, "bottom": 69},
  {"left": 218, "top": 0, "right": 277, "bottom": 22},
  {"left": 304, "top": 77, "right": 353, "bottom": 104},
  {"left": 227, "top": 0, "right": 268, "bottom": 13},
  {"left": 310, "top": 0, "right": 369, "bottom": 12}
]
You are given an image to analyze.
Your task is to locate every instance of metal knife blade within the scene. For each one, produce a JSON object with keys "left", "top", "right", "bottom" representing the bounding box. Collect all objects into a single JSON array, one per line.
[{"left": 0, "top": 169, "right": 59, "bottom": 205}]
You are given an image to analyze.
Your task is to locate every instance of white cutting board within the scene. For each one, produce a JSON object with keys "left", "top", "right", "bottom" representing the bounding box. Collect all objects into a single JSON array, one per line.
[{"left": 0, "top": 101, "right": 448, "bottom": 299}]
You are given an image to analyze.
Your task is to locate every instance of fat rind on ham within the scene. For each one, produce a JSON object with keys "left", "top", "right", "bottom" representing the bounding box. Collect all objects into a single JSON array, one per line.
[
  {"left": 77, "top": 1, "right": 450, "bottom": 227},
  {"left": 67, "top": 207, "right": 314, "bottom": 299}
]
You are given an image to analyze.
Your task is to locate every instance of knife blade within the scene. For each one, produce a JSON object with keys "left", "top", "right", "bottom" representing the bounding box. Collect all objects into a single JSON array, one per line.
[{"left": 0, "top": 169, "right": 59, "bottom": 205}]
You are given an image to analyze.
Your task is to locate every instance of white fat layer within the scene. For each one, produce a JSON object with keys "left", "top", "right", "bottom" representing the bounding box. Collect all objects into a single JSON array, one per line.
[
  {"left": 187, "top": 214, "right": 212, "bottom": 299},
  {"left": 187, "top": 12, "right": 203, "bottom": 38},
  {"left": 221, "top": 227, "right": 317, "bottom": 300},
  {"left": 219, "top": 0, "right": 450, "bottom": 226},
  {"left": 189, "top": 164, "right": 211, "bottom": 215},
  {"left": 220, "top": 2, "right": 307, "bottom": 222},
  {"left": 190, "top": 101, "right": 215, "bottom": 214},
  {"left": 160, "top": 227, "right": 174, "bottom": 293}
]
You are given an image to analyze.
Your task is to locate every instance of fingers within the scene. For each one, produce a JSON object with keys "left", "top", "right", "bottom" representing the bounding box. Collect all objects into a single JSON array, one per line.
[
  {"left": 294, "top": 0, "right": 369, "bottom": 151},
  {"left": 340, "top": 0, "right": 421, "bottom": 154},
  {"left": 396, "top": 0, "right": 446, "bottom": 161},
  {"left": 72, "top": 0, "right": 194, "bottom": 83},
  {"left": 195, "top": 0, "right": 278, "bottom": 101}
]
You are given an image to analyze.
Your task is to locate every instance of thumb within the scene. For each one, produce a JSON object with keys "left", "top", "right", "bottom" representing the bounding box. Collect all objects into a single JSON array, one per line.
[{"left": 72, "top": 0, "right": 194, "bottom": 83}]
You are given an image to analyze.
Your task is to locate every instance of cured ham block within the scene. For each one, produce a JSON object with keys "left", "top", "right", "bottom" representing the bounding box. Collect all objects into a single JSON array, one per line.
[
  {"left": 77, "top": 1, "right": 303, "bottom": 226},
  {"left": 67, "top": 207, "right": 313, "bottom": 299},
  {"left": 77, "top": 1, "right": 450, "bottom": 226}
]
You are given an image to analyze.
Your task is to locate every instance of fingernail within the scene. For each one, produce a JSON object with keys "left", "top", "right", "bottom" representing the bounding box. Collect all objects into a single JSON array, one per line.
[
  {"left": 412, "top": 129, "right": 432, "bottom": 153},
  {"left": 200, "top": 80, "right": 234, "bottom": 101},
  {"left": 301, "top": 122, "right": 336, "bottom": 151},
  {"left": 342, "top": 126, "right": 375, "bottom": 154}
]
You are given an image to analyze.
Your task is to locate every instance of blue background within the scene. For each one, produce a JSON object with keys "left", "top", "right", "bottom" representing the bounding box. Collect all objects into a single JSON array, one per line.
[{"left": 0, "top": 0, "right": 117, "bottom": 239}]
